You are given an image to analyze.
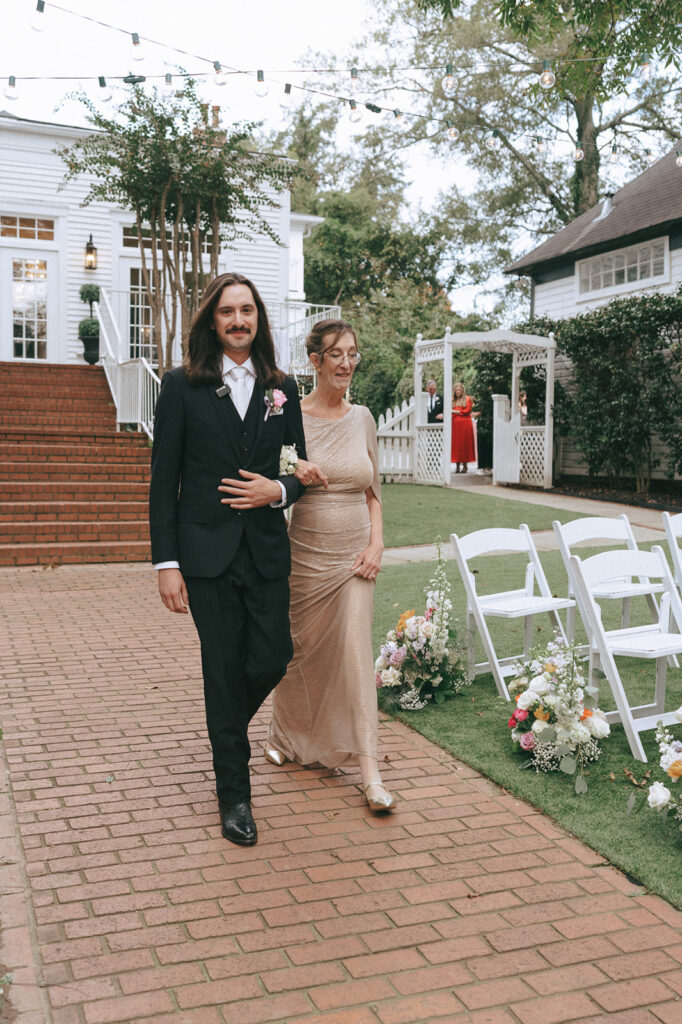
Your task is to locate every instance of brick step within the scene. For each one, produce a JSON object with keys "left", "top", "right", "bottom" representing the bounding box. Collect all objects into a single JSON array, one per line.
[
  {"left": 0, "top": 520, "right": 149, "bottom": 544},
  {"left": 0, "top": 428, "right": 149, "bottom": 446},
  {"left": 0, "top": 500, "right": 147, "bottom": 522},
  {"left": 0, "top": 364, "right": 108, "bottom": 382},
  {"left": 0, "top": 461, "right": 150, "bottom": 482},
  {"left": 0, "top": 443, "right": 151, "bottom": 463},
  {"left": 3, "top": 382, "right": 113, "bottom": 400},
  {"left": 2, "top": 398, "right": 116, "bottom": 413},
  {"left": 0, "top": 481, "right": 149, "bottom": 501},
  {"left": 0, "top": 416, "right": 117, "bottom": 431},
  {"left": 0, "top": 539, "right": 150, "bottom": 567}
]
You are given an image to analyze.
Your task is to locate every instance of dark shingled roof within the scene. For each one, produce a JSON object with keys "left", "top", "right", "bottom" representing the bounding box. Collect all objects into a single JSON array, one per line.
[{"left": 505, "top": 147, "right": 682, "bottom": 276}]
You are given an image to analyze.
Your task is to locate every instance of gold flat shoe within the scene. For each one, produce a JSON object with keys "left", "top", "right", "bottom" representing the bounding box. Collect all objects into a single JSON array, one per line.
[
  {"left": 264, "top": 745, "right": 287, "bottom": 767},
  {"left": 364, "top": 784, "right": 396, "bottom": 813}
]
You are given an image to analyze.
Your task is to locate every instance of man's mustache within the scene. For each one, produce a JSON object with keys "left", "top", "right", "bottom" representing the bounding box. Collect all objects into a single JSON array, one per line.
[{"left": 225, "top": 326, "right": 252, "bottom": 333}]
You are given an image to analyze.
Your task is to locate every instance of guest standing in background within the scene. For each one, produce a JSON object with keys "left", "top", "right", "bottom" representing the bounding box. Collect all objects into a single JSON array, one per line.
[
  {"left": 426, "top": 379, "right": 444, "bottom": 423},
  {"left": 451, "top": 381, "right": 478, "bottom": 473}
]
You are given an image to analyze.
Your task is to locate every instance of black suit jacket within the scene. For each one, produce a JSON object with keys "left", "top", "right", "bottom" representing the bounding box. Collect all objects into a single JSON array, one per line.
[
  {"left": 149, "top": 368, "right": 306, "bottom": 579},
  {"left": 427, "top": 393, "right": 444, "bottom": 423}
]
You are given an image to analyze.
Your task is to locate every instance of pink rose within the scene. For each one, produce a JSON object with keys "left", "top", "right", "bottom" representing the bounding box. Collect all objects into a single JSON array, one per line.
[
  {"left": 514, "top": 709, "right": 529, "bottom": 722},
  {"left": 390, "top": 647, "right": 407, "bottom": 666},
  {"left": 519, "top": 732, "right": 535, "bottom": 751},
  {"left": 272, "top": 389, "right": 287, "bottom": 408}
]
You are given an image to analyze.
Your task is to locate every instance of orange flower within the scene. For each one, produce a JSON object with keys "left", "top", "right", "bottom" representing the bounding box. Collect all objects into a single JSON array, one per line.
[
  {"left": 397, "top": 609, "right": 415, "bottom": 632},
  {"left": 544, "top": 662, "right": 557, "bottom": 673},
  {"left": 534, "top": 707, "right": 551, "bottom": 722},
  {"left": 580, "top": 708, "right": 593, "bottom": 720},
  {"left": 667, "top": 759, "right": 682, "bottom": 779}
]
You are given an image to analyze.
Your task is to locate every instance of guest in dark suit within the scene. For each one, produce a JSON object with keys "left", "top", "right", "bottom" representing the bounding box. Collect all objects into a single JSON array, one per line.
[
  {"left": 426, "top": 379, "right": 444, "bottom": 423},
  {"left": 149, "top": 272, "right": 306, "bottom": 847}
]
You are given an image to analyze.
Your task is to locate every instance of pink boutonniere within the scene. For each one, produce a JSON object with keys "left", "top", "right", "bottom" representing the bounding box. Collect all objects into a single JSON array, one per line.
[{"left": 264, "top": 388, "right": 287, "bottom": 420}]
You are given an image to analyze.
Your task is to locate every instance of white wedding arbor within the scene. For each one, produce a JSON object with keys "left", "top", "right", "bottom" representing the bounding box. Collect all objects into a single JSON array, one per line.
[{"left": 412, "top": 327, "right": 556, "bottom": 489}]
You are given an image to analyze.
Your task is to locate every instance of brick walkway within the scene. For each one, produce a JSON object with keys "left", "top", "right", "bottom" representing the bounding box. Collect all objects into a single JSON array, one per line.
[{"left": 1, "top": 563, "right": 682, "bottom": 1024}]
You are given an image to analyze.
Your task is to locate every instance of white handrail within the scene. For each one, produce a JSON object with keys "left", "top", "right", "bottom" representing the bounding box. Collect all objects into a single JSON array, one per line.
[{"left": 96, "top": 287, "right": 123, "bottom": 362}]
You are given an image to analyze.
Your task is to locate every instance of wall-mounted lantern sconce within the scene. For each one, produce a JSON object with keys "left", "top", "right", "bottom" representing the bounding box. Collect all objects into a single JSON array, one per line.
[{"left": 84, "top": 234, "right": 97, "bottom": 270}]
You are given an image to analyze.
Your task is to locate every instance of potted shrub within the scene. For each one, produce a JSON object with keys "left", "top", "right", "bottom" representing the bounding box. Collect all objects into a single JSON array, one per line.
[{"left": 78, "top": 283, "right": 100, "bottom": 365}]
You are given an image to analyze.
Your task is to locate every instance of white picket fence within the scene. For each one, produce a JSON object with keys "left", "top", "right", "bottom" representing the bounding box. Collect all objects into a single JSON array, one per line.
[{"left": 376, "top": 398, "right": 415, "bottom": 481}]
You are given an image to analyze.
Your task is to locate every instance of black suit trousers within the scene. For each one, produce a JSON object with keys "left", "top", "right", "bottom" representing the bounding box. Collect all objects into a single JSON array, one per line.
[{"left": 185, "top": 535, "right": 293, "bottom": 804}]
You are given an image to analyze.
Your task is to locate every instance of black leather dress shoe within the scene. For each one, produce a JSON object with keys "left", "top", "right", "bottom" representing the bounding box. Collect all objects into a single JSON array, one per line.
[{"left": 219, "top": 800, "right": 257, "bottom": 846}]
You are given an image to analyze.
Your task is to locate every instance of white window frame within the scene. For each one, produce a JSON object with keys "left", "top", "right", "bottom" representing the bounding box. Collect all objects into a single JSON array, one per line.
[{"left": 576, "top": 236, "right": 670, "bottom": 303}]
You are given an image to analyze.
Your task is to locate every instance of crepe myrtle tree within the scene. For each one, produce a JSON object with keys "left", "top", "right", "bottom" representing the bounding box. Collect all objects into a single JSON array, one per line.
[{"left": 59, "top": 77, "right": 299, "bottom": 375}]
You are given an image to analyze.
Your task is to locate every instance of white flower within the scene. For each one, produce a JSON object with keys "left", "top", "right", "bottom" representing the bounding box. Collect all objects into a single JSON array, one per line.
[
  {"left": 532, "top": 719, "right": 549, "bottom": 735},
  {"left": 374, "top": 655, "right": 387, "bottom": 672},
  {"left": 380, "top": 667, "right": 401, "bottom": 688},
  {"left": 517, "top": 690, "right": 537, "bottom": 711},
  {"left": 420, "top": 621, "right": 435, "bottom": 639},
  {"left": 587, "top": 714, "right": 610, "bottom": 739},
  {"left": 647, "top": 781, "right": 672, "bottom": 809},
  {"left": 571, "top": 723, "right": 591, "bottom": 744},
  {"left": 674, "top": 706, "right": 682, "bottom": 723},
  {"left": 528, "top": 675, "right": 551, "bottom": 695}
]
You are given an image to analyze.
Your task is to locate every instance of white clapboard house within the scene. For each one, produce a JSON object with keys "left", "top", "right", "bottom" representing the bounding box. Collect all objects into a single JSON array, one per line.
[
  {"left": 504, "top": 146, "right": 682, "bottom": 481},
  {"left": 0, "top": 109, "right": 332, "bottom": 567}
]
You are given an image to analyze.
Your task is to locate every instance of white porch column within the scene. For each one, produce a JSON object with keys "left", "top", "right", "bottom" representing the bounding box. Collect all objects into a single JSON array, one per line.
[
  {"left": 544, "top": 338, "right": 555, "bottom": 489},
  {"left": 442, "top": 328, "right": 453, "bottom": 485}
]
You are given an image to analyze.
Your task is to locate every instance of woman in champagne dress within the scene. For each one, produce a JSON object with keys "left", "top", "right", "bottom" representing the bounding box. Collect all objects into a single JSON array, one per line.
[{"left": 265, "top": 320, "right": 396, "bottom": 813}]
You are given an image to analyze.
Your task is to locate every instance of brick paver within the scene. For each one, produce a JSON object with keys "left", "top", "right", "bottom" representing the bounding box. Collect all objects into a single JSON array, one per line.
[{"left": 1, "top": 562, "right": 682, "bottom": 1024}]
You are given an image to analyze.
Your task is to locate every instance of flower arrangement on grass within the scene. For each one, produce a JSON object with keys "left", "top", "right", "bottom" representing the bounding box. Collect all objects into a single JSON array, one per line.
[
  {"left": 375, "top": 549, "right": 469, "bottom": 712},
  {"left": 640, "top": 717, "right": 682, "bottom": 829},
  {"left": 507, "top": 637, "right": 610, "bottom": 793}
]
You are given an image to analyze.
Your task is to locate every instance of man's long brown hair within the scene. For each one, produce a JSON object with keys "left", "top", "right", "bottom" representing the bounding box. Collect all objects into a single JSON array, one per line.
[{"left": 183, "top": 272, "right": 285, "bottom": 388}]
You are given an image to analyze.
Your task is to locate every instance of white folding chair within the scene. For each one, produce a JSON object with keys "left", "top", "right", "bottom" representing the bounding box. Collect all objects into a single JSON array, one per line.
[
  {"left": 553, "top": 514, "right": 663, "bottom": 641},
  {"left": 450, "top": 524, "right": 574, "bottom": 700},
  {"left": 663, "top": 511, "right": 682, "bottom": 591},
  {"left": 570, "top": 546, "right": 682, "bottom": 762}
]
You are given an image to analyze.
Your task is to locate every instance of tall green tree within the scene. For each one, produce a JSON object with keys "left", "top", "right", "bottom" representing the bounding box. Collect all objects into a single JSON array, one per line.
[
  {"left": 60, "top": 79, "right": 298, "bottom": 373},
  {"left": 349, "top": 0, "right": 682, "bottom": 286}
]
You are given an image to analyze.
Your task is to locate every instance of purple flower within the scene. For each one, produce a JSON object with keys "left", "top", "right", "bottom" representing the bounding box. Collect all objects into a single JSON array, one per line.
[
  {"left": 672, "top": 741, "right": 682, "bottom": 753},
  {"left": 519, "top": 732, "right": 536, "bottom": 751}
]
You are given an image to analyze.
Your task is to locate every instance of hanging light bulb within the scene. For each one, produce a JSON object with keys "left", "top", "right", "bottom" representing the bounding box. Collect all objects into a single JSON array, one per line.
[
  {"left": 441, "top": 62, "right": 456, "bottom": 98},
  {"left": 645, "top": 148, "right": 657, "bottom": 166},
  {"left": 4, "top": 76, "right": 19, "bottom": 102},
  {"left": 534, "top": 135, "right": 545, "bottom": 155},
  {"left": 161, "top": 73, "right": 174, "bottom": 99},
  {"left": 280, "top": 83, "right": 293, "bottom": 112},
  {"left": 640, "top": 54, "right": 652, "bottom": 80},
  {"left": 97, "top": 76, "right": 112, "bottom": 103},
  {"left": 445, "top": 118, "right": 459, "bottom": 142},
  {"left": 30, "top": 0, "right": 46, "bottom": 32},
  {"left": 608, "top": 144, "right": 618, "bottom": 164},
  {"left": 213, "top": 61, "right": 227, "bottom": 86},
  {"left": 254, "top": 69, "right": 268, "bottom": 97},
  {"left": 348, "top": 99, "right": 362, "bottom": 123},
  {"left": 573, "top": 143, "right": 585, "bottom": 162},
  {"left": 392, "top": 109, "right": 409, "bottom": 133},
  {"left": 485, "top": 129, "right": 500, "bottom": 151},
  {"left": 539, "top": 60, "right": 555, "bottom": 90},
  {"left": 131, "top": 32, "right": 144, "bottom": 62},
  {"left": 676, "top": 150, "right": 682, "bottom": 168},
  {"left": 349, "top": 67, "right": 359, "bottom": 94}
]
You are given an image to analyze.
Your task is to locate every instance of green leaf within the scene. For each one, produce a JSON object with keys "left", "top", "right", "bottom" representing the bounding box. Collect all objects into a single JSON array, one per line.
[
  {"left": 555, "top": 744, "right": 572, "bottom": 756},
  {"left": 574, "top": 775, "right": 588, "bottom": 795},
  {"left": 627, "top": 792, "right": 638, "bottom": 814},
  {"left": 560, "top": 756, "right": 577, "bottom": 775},
  {"left": 537, "top": 726, "right": 556, "bottom": 743}
]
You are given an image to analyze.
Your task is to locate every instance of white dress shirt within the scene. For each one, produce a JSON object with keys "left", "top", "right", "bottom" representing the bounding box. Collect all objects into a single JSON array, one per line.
[{"left": 154, "top": 355, "right": 286, "bottom": 571}]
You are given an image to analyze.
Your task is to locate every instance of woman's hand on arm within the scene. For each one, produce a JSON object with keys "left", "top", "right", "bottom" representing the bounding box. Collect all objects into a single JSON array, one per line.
[{"left": 294, "top": 458, "right": 328, "bottom": 489}]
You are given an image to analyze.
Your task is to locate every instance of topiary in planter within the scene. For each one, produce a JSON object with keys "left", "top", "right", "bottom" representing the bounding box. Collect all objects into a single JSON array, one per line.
[{"left": 78, "top": 284, "right": 101, "bottom": 364}]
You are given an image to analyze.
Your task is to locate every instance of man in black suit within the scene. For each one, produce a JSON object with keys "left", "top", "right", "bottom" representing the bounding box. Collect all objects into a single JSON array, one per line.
[
  {"left": 426, "top": 379, "right": 444, "bottom": 423},
  {"left": 149, "top": 272, "right": 306, "bottom": 846}
]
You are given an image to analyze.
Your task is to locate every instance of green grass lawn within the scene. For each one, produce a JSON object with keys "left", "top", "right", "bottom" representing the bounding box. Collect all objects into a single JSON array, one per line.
[
  {"left": 373, "top": 549, "right": 682, "bottom": 908},
  {"left": 382, "top": 483, "right": 585, "bottom": 548}
]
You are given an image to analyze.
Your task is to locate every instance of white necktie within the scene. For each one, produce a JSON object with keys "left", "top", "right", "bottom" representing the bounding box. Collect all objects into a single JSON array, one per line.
[{"left": 229, "top": 366, "right": 250, "bottom": 419}]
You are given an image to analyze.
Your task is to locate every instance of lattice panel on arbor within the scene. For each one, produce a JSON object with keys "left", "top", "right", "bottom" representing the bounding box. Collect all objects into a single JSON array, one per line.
[
  {"left": 416, "top": 343, "right": 445, "bottom": 364},
  {"left": 515, "top": 350, "right": 548, "bottom": 367},
  {"left": 416, "top": 426, "right": 443, "bottom": 483},
  {"left": 519, "top": 427, "right": 546, "bottom": 487}
]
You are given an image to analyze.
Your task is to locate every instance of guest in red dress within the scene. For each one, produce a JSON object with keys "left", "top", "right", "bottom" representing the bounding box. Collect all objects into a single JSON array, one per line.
[{"left": 451, "top": 382, "right": 477, "bottom": 473}]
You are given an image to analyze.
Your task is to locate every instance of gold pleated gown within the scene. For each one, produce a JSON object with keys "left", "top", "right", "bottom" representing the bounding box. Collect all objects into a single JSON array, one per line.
[{"left": 268, "top": 405, "right": 381, "bottom": 767}]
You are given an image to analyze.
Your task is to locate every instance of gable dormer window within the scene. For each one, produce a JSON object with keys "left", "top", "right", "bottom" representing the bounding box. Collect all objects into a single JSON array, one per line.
[{"left": 577, "top": 237, "right": 668, "bottom": 299}]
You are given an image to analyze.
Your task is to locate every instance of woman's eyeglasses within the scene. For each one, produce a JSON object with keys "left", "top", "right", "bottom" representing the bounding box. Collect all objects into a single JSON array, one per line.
[{"left": 321, "top": 350, "right": 361, "bottom": 366}]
